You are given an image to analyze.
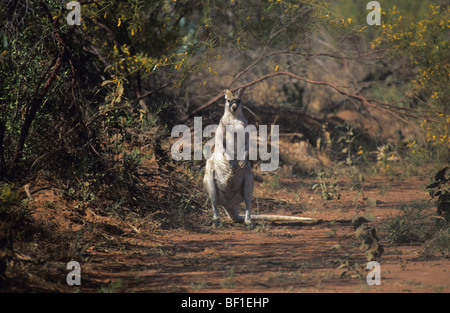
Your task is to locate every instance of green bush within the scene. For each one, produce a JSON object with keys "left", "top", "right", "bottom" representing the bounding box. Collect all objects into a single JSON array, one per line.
[
  {"left": 427, "top": 167, "right": 450, "bottom": 222},
  {"left": 382, "top": 201, "right": 436, "bottom": 244},
  {"left": 382, "top": 200, "right": 450, "bottom": 257},
  {"left": 422, "top": 228, "right": 450, "bottom": 258}
]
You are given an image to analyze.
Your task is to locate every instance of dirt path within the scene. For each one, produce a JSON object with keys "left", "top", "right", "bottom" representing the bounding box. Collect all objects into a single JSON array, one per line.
[{"left": 72, "top": 175, "right": 449, "bottom": 293}]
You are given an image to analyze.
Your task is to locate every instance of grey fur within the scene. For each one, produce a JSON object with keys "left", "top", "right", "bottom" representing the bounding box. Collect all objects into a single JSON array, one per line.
[
  {"left": 203, "top": 88, "right": 253, "bottom": 224},
  {"left": 203, "top": 88, "right": 317, "bottom": 224}
]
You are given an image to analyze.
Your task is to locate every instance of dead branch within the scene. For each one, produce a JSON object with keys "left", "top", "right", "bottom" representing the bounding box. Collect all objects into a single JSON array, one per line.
[
  {"left": 181, "top": 70, "right": 422, "bottom": 123},
  {"left": 133, "top": 80, "right": 175, "bottom": 103},
  {"left": 228, "top": 49, "right": 384, "bottom": 88}
]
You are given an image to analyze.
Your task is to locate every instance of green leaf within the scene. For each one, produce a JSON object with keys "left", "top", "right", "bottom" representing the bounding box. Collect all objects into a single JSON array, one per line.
[
  {"left": 115, "top": 83, "right": 124, "bottom": 102},
  {"left": 427, "top": 181, "right": 441, "bottom": 189},
  {"left": 352, "top": 216, "right": 370, "bottom": 230},
  {"left": 363, "top": 210, "right": 376, "bottom": 222},
  {"left": 359, "top": 239, "right": 369, "bottom": 251},
  {"left": 355, "top": 225, "right": 364, "bottom": 238},
  {"left": 435, "top": 167, "right": 449, "bottom": 182},
  {"left": 330, "top": 244, "right": 342, "bottom": 250},
  {"left": 366, "top": 197, "right": 377, "bottom": 207},
  {"left": 101, "top": 79, "right": 117, "bottom": 86},
  {"left": 337, "top": 260, "right": 349, "bottom": 269}
]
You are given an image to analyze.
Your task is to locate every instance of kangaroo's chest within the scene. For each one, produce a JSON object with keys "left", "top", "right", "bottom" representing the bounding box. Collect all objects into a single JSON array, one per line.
[{"left": 213, "top": 158, "right": 245, "bottom": 193}]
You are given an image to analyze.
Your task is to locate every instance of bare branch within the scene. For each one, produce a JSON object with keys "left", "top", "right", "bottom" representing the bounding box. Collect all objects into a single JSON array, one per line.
[
  {"left": 181, "top": 70, "right": 421, "bottom": 123},
  {"left": 133, "top": 80, "right": 175, "bottom": 104},
  {"left": 228, "top": 49, "right": 384, "bottom": 88}
]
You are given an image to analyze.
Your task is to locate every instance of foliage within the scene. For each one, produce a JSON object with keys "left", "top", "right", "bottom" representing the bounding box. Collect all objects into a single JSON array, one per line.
[
  {"left": 349, "top": 3, "right": 450, "bottom": 171},
  {"left": 403, "top": 114, "right": 450, "bottom": 168},
  {"left": 352, "top": 211, "right": 384, "bottom": 262},
  {"left": 382, "top": 202, "right": 436, "bottom": 244},
  {"left": 372, "top": 144, "right": 399, "bottom": 174},
  {"left": 0, "top": 0, "right": 201, "bottom": 217},
  {"left": 335, "top": 120, "right": 360, "bottom": 167},
  {"left": 1, "top": 0, "right": 449, "bottom": 291},
  {"left": 0, "top": 184, "right": 22, "bottom": 210},
  {"left": 427, "top": 167, "right": 450, "bottom": 222},
  {"left": 221, "top": 266, "right": 236, "bottom": 289},
  {"left": 311, "top": 169, "right": 340, "bottom": 200},
  {"left": 367, "top": 4, "right": 449, "bottom": 166},
  {"left": 200, "top": 0, "right": 317, "bottom": 49},
  {"left": 422, "top": 228, "right": 450, "bottom": 258},
  {"left": 333, "top": 210, "right": 384, "bottom": 279},
  {"left": 382, "top": 199, "right": 450, "bottom": 258},
  {"left": 382, "top": 200, "right": 450, "bottom": 258},
  {"left": 371, "top": 4, "right": 449, "bottom": 109}
]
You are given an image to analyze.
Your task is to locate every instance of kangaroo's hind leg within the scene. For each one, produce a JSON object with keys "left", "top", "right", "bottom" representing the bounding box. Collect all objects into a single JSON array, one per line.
[
  {"left": 223, "top": 206, "right": 244, "bottom": 223},
  {"left": 203, "top": 162, "right": 219, "bottom": 220},
  {"left": 243, "top": 164, "right": 254, "bottom": 224}
]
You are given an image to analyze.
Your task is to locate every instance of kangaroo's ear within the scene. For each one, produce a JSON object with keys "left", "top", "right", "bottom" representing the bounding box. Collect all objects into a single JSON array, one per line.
[
  {"left": 237, "top": 87, "right": 246, "bottom": 98},
  {"left": 224, "top": 88, "right": 233, "bottom": 100}
]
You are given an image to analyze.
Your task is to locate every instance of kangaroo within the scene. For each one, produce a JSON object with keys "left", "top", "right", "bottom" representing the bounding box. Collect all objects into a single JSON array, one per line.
[
  {"left": 203, "top": 88, "right": 316, "bottom": 225},
  {"left": 203, "top": 88, "right": 253, "bottom": 224}
]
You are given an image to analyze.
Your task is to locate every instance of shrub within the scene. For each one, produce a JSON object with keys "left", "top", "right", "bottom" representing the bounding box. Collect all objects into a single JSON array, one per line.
[
  {"left": 382, "top": 200, "right": 450, "bottom": 257},
  {"left": 382, "top": 202, "right": 435, "bottom": 244},
  {"left": 422, "top": 228, "right": 450, "bottom": 258},
  {"left": 427, "top": 167, "right": 450, "bottom": 222}
]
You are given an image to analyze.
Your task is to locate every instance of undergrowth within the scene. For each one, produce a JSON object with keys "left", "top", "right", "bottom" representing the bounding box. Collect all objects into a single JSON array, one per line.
[{"left": 382, "top": 201, "right": 450, "bottom": 258}]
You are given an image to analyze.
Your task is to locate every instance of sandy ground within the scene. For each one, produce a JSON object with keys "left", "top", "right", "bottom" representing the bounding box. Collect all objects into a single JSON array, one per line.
[{"left": 31, "top": 174, "right": 446, "bottom": 293}]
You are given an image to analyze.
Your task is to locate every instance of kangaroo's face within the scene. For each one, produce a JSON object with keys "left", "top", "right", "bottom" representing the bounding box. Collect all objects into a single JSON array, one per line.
[{"left": 224, "top": 88, "right": 245, "bottom": 114}]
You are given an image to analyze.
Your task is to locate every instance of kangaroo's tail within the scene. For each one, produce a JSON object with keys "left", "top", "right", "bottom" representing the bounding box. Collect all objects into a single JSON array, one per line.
[{"left": 250, "top": 214, "right": 317, "bottom": 222}]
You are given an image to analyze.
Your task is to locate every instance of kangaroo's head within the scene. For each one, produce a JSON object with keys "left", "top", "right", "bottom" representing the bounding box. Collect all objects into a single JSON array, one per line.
[{"left": 224, "top": 88, "right": 245, "bottom": 114}]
